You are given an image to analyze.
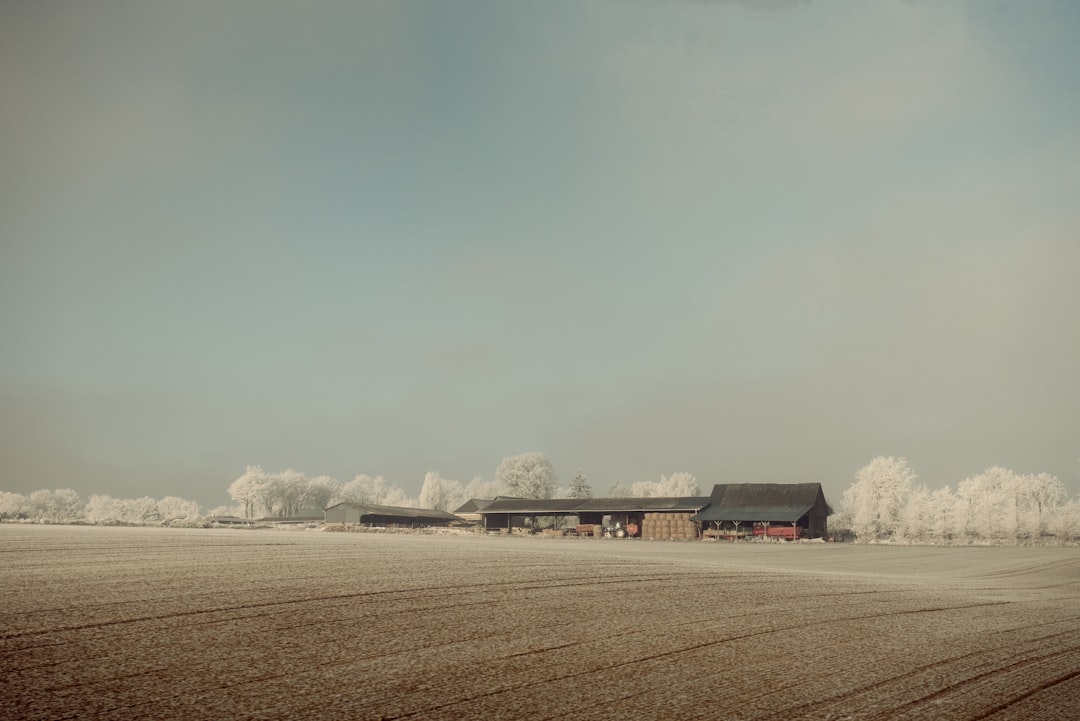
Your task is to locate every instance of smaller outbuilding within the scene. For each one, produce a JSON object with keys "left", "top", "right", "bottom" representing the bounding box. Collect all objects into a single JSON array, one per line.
[{"left": 324, "top": 502, "right": 462, "bottom": 527}]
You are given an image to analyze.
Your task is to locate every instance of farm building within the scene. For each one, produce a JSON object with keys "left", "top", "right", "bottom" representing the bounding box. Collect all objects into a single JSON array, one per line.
[
  {"left": 453, "top": 499, "right": 492, "bottom": 524},
  {"left": 452, "top": 497, "right": 525, "bottom": 524},
  {"left": 255, "top": 507, "right": 326, "bottom": 526},
  {"left": 323, "top": 502, "right": 462, "bottom": 527},
  {"left": 476, "top": 483, "right": 831, "bottom": 540},
  {"left": 476, "top": 496, "right": 710, "bottom": 539},
  {"left": 691, "top": 483, "right": 830, "bottom": 540}
]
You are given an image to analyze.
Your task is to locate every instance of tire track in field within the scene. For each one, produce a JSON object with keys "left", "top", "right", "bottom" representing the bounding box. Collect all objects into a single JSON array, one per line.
[
  {"left": 757, "top": 637, "right": 1074, "bottom": 720},
  {"left": 362, "top": 600, "right": 1016, "bottom": 721},
  {"left": 882, "top": 644, "right": 1080, "bottom": 720},
  {"left": 969, "top": 667, "right": 1080, "bottom": 720},
  {"left": 0, "top": 572, "right": 682, "bottom": 644},
  {"left": 2, "top": 572, "right": 685, "bottom": 678},
  {"left": 3, "top": 592, "right": 1026, "bottom": 721}
]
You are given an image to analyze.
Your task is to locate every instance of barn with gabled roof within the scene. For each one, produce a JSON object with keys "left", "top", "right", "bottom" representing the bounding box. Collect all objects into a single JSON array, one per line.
[{"left": 691, "top": 483, "right": 830, "bottom": 539}]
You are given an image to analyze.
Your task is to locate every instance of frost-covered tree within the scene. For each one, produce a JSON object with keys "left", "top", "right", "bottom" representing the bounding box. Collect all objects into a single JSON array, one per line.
[
  {"left": 0, "top": 491, "right": 30, "bottom": 520},
  {"left": 380, "top": 485, "right": 418, "bottom": 508},
  {"left": 927, "top": 486, "right": 957, "bottom": 542},
  {"left": 121, "top": 496, "right": 162, "bottom": 524},
  {"left": 1049, "top": 499, "right": 1080, "bottom": 542},
  {"left": 228, "top": 466, "right": 268, "bottom": 519},
  {"left": 339, "top": 474, "right": 392, "bottom": 505},
  {"left": 631, "top": 472, "right": 701, "bottom": 498},
  {"left": 28, "top": 489, "right": 84, "bottom": 523},
  {"left": 1017, "top": 472, "right": 1065, "bottom": 538},
  {"left": 461, "top": 476, "right": 505, "bottom": 502},
  {"left": 495, "top": 452, "right": 556, "bottom": 499},
  {"left": 157, "top": 496, "right": 201, "bottom": 522},
  {"left": 956, "top": 467, "right": 1020, "bottom": 541},
  {"left": 268, "top": 468, "right": 308, "bottom": 517},
  {"left": 897, "top": 485, "right": 934, "bottom": 543},
  {"left": 303, "top": 475, "right": 340, "bottom": 511},
  {"left": 84, "top": 494, "right": 121, "bottom": 524},
  {"left": 842, "top": 456, "right": 916, "bottom": 541},
  {"left": 569, "top": 469, "right": 592, "bottom": 499},
  {"left": 608, "top": 481, "right": 627, "bottom": 497},
  {"left": 208, "top": 503, "right": 244, "bottom": 518},
  {"left": 419, "top": 471, "right": 463, "bottom": 512}
]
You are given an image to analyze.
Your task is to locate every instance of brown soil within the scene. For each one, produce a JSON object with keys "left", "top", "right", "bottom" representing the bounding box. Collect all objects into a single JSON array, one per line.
[{"left": 2, "top": 525, "right": 1078, "bottom": 720}]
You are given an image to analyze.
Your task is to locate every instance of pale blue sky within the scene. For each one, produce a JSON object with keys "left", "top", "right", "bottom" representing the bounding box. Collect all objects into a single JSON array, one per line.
[{"left": 2, "top": 0, "right": 1078, "bottom": 507}]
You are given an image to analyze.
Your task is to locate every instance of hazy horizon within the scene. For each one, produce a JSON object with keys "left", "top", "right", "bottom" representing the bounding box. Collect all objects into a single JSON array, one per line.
[{"left": 2, "top": 1, "right": 1078, "bottom": 510}]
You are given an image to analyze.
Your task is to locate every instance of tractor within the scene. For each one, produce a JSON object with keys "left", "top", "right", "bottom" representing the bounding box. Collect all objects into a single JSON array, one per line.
[{"left": 604, "top": 521, "right": 639, "bottom": 538}]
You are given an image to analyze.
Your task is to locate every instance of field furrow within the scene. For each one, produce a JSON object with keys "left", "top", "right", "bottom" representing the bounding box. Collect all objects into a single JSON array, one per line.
[{"left": 1, "top": 525, "right": 1078, "bottom": 721}]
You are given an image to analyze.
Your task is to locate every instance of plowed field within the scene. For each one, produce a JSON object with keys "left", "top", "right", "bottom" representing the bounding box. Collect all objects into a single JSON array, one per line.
[{"left": 2, "top": 525, "right": 1078, "bottom": 720}]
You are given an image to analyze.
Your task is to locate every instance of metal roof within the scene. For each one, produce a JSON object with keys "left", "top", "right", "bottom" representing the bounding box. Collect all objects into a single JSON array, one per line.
[
  {"left": 691, "top": 483, "right": 827, "bottom": 522},
  {"left": 324, "top": 502, "right": 462, "bottom": 521},
  {"left": 479, "top": 496, "right": 709, "bottom": 515}
]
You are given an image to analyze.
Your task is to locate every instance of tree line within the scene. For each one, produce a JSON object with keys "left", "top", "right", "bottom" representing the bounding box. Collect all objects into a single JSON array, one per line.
[
  {"left": 9, "top": 452, "right": 1074, "bottom": 544},
  {"left": 0, "top": 452, "right": 702, "bottom": 525},
  {"left": 228, "top": 452, "right": 702, "bottom": 517},
  {"left": 0, "top": 489, "right": 204, "bottom": 526},
  {"left": 835, "top": 456, "right": 1080, "bottom": 544}
]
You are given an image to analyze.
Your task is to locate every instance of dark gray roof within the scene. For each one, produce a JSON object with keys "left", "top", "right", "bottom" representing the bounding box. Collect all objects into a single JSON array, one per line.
[
  {"left": 325, "top": 502, "right": 462, "bottom": 522},
  {"left": 691, "top": 483, "right": 827, "bottom": 522},
  {"left": 479, "top": 496, "right": 708, "bottom": 515},
  {"left": 453, "top": 498, "right": 495, "bottom": 514}
]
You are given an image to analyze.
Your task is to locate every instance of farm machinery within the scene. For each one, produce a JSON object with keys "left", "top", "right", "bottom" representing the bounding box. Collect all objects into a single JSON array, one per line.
[{"left": 604, "top": 521, "right": 639, "bottom": 538}]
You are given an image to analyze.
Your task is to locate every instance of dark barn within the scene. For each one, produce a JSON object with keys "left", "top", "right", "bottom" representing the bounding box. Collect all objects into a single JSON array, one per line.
[
  {"left": 691, "top": 483, "right": 830, "bottom": 540},
  {"left": 323, "top": 502, "right": 462, "bottom": 528}
]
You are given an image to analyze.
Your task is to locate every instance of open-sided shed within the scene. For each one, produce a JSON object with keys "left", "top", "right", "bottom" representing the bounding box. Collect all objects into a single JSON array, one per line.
[
  {"left": 691, "top": 483, "right": 830, "bottom": 539},
  {"left": 477, "top": 496, "right": 709, "bottom": 536},
  {"left": 323, "top": 502, "right": 461, "bottom": 527}
]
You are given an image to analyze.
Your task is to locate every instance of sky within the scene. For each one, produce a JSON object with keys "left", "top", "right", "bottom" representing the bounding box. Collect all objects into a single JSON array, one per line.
[{"left": 2, "top": 0, "right": 1078, "bottom": 509}]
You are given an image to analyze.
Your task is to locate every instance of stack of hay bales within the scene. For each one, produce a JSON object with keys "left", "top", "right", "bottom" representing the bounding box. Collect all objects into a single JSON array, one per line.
[{"left": 641, "top": 512, "right": 698, "bottom": 541}]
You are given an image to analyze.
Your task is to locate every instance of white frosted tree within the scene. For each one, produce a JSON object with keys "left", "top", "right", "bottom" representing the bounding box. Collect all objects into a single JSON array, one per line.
[
  {"left": 569, "top": 469, "right": 593, "bottom": 499},
  {"left": 461, "top": 476, "right": 505, "bottom": 502},
  {"left": 631, "top": 472, "right": 700, "bottom": 498},
  {"left": 380, "top": 485, "right": 418, "bottom": 508},
  {"left": 28, "top": 489, "right": 84, "bottom": 523},
  {"left": 0, "top": 491, "right": 30, "bottom": 520},
  {"left": 842, "top": 456, "right": 917, "bottom": 542},
  {"left": 339, "top": 474, "right": 392, "bottom": 504},
  {"left": 1049, "top": 499, "right": 1080, "bottom": 542},
  {"left": 495, "top": 452, "right": 556, "bottom": 500},
  {"left": 228, "top": 465, "right": 268, "bottom": 519},
  {"left": 956, "top": 467, "right": 1019, "bottom": 542},
  {"left": 419, "top": 471, "right": 462, "bottom": 512},
  {"left": 158, "top": 496, "right": 201, "bottom": 522},
  {"left": 303, "top": 475, "right": 340, "bottom": 511},
  {"left": 927, "top": 486, "right": 957, "bottom": 542},
  {"left": 269, "top": 468, "right": 308, "bottom": 517},
  {"left": 1016, "top": 472, "right": 1065, "bottom": 538},
  {"left": 660, "top": 472, "right": 700, "bottom": 496},
  {"left": 84, "top": 494, "right": 121, "bottom": 524},
  {"left": 608, "top": 481, "right": 628, "bottom": 497},
  {"left": 897, "top": 485, "right": 933, "bottom": 543},
  {"left": 119, "top": 497, "right": 162, "bottom": 525}
]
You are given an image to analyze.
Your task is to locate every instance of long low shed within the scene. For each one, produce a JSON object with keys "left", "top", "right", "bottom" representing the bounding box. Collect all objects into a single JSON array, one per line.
[
  {"left": 476, "top": 496, "right": 709, "bottom": 538},
  {"left": 324, "top": 502, "right": 462, "bottom": 527}
]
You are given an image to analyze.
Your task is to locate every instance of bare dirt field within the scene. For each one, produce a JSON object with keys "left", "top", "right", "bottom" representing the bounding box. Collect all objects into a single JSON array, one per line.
[{"left": 2, "top": 525, "right": 1078, "bottom": 720}]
